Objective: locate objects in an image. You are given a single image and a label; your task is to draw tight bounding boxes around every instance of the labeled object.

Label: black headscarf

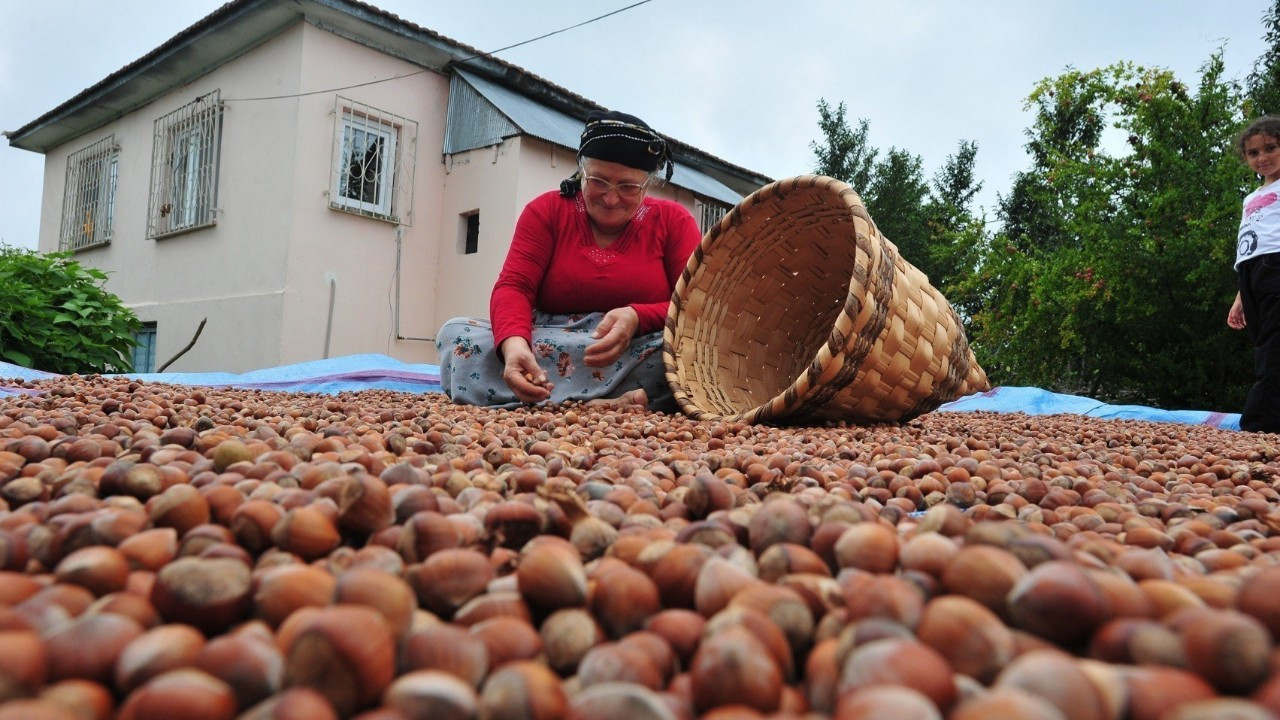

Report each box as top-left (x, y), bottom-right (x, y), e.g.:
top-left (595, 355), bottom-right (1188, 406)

top-left (560, 110), bottom-right (674, 197)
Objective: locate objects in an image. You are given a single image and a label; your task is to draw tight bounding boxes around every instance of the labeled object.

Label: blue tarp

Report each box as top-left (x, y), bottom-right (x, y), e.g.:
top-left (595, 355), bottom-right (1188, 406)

top-left (0, 354), bottom-right (1242, 430)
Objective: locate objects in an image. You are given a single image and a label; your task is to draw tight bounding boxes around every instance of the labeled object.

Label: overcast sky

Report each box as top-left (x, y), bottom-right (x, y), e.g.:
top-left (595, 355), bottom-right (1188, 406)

top-left (0, 0), bottom-right (1272, 251)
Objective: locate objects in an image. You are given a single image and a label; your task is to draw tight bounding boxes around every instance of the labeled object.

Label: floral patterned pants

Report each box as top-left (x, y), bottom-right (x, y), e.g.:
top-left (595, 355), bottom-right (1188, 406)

top-left (436, 312), bottom-right (674, 411)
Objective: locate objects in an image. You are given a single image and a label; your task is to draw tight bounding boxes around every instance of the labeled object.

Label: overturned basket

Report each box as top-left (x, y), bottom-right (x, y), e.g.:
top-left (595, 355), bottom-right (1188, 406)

top-left (663, 175), bottom-right (990, 424)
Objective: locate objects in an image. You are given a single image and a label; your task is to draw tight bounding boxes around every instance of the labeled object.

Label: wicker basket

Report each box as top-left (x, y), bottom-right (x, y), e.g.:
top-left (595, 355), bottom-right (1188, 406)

top-left (663, 174), bottom-right (990, 424)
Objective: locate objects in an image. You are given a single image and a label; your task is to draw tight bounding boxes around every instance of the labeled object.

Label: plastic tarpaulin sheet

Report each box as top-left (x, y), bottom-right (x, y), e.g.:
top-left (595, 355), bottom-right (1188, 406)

top-left (0, 355), bottom-right (1242, 430)
top-left (938, 386), bottom-right (1240, 431)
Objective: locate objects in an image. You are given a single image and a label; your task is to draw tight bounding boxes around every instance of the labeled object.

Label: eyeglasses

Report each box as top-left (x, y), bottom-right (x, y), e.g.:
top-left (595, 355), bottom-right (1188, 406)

top-left (583, 175), bottom-right (649, 199)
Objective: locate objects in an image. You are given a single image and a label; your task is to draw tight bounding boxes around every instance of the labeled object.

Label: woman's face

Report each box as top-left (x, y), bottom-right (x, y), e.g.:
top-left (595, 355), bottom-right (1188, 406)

top-left (581, 158), bottom-right (650, 233)
top-left (1245, 133), bottom-right (1280, 185)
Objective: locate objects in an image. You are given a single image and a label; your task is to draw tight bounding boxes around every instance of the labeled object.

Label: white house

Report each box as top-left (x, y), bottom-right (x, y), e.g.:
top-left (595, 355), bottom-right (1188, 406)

top-left (5, 0), bottom-right (770, 373)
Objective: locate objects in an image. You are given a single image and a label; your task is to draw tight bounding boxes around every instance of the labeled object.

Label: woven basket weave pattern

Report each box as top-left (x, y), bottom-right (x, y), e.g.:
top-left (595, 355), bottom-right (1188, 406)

top-left (663, 175), bottom-right (990, 424)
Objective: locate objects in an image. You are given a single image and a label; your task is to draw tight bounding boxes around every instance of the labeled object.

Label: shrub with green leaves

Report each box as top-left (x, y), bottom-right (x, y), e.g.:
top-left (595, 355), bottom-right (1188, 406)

top-left (0, 245), bottom-right (140, 373)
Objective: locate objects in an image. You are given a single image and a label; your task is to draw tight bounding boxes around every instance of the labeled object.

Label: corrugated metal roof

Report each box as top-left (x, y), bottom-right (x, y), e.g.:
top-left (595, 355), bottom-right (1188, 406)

top-left (450, 68), bottom-right (743, 206)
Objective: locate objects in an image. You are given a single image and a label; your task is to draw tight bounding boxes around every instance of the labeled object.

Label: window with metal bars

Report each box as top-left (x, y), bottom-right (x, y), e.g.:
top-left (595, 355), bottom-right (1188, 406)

top-left (147, 91), bottom-right (222, 238)
top-left (330, 97), bottom-right (417, 224)
top-left (698, 199), bottom-right (728, 234)
top-left (59, 136), bottom-right (119, 251)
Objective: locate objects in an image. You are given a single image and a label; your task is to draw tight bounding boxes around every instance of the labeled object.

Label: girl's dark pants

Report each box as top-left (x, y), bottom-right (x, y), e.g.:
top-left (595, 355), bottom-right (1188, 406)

top-left (1239, 253), bottom-right (1280, 432)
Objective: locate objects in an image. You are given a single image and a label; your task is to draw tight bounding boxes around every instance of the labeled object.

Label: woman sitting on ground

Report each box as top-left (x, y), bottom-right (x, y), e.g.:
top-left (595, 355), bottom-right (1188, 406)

top-left (436, 110), bottom-right (702, 411)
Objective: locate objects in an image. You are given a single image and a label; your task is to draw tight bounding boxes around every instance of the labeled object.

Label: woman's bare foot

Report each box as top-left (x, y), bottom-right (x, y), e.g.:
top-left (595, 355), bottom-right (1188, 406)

top-left (586, 388), bottom-right (648, 409)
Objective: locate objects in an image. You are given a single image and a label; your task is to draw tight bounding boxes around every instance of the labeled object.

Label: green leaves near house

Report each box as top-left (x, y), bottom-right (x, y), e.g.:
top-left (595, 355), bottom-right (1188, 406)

top-left (0, 246), bottom-right (140, 374)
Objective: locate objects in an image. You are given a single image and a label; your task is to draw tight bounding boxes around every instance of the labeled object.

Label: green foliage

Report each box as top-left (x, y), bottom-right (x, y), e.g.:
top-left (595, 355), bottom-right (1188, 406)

top-left (0, 246), bottom-right (140, 373)
top-left (1248, 0), bottom-right (1280, 115)
top-left (809, 101), bottom-right (985, 294)
top-left (810, 100), bottom-right (877, 191)
top-left (956, 57), bottom-right (1254, 408)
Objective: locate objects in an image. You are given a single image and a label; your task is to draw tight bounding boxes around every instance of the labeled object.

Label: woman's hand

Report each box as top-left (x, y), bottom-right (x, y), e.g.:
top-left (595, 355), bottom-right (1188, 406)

top-left (1229, 292), bottom-right (1247, 330)
top-left (499, 337), bottom-right (553, 403)
top-left (585, 307), bottom-right (640, 367)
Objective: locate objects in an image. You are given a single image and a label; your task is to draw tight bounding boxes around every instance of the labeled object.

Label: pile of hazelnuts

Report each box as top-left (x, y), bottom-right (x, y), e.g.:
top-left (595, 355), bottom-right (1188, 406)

top-left (1, 373), bottom-right (1279, 719)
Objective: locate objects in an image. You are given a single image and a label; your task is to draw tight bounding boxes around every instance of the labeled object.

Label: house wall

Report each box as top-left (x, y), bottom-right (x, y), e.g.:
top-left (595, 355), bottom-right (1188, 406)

top-left (277, 23), bottom-right (449, 366)
top-left (37, 24), bottom-right (311, 373)
top-left (31, 17), bottom-right (715, 373)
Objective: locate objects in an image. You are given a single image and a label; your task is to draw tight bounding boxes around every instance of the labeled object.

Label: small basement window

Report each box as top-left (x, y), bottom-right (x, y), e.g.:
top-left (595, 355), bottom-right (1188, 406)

top-left (132, 322), bottom-right (158, 373)
top-left (459, 211), bottom-right (479, 254)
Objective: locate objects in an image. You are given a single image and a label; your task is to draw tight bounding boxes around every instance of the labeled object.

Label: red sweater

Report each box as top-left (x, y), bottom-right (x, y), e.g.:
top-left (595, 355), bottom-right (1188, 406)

top-left (490, 190), bottom-right (702, 348)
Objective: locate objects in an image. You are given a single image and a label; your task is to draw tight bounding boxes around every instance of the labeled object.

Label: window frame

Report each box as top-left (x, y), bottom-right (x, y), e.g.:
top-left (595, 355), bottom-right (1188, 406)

top-left (329, 97), bottom-right (417, 225)
top-left (460, 211), bottom-right (479, 254)
top-left (147, 90), bottom-right (223, 239)
top-left (697, 198), bottom-right (729, 235)
top-left (132, 322), bottom-right (158, 373)
top-left (59, 135), bottom-right (119, 252)
top-left (334, 111), bottom-right (397, 217)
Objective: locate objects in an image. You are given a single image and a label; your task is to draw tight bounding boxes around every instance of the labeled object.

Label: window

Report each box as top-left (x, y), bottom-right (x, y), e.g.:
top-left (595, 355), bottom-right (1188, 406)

top-left (698, 199), bottom-right (728, 235)
top-left (460, 211), bottom-right (479, 254)
top-left (59, 136), bottom-right (119, 251)
top-left (148, 91), bottom-right (223, 238)
top-left (132, 323), bottom-right (158, 373)
top-left (330, 97), bottom-right (417, 224)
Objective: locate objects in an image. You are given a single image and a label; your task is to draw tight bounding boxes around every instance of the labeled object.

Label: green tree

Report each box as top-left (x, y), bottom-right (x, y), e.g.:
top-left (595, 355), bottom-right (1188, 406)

top-left (0, 246), bottom-right (141, 373)
top-left (964, 57), bottom-right (1253, 407)
top-left (810, 99), bottom-right (876, 192)
top-left (1248, 0), bottom-right (1280, 115)
top-left (865, 147), bottom-right (930, 273)
top-left (810, 101), bottom-right (986, 300)
top-left (924, 141), bottom-right (985, 302)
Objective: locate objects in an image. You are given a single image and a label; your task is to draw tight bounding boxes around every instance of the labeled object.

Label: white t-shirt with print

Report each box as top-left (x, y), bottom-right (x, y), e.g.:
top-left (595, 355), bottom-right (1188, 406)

top-left (1236, 178), bottom-right (1280, 268)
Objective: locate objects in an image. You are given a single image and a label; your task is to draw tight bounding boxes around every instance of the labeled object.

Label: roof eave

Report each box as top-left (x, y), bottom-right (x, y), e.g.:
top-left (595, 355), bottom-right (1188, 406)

top-left (5, 0), bottom-right (294, 153)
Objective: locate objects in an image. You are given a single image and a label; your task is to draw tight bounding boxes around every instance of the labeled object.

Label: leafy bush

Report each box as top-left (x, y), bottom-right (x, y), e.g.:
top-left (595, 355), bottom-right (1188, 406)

top-left (0, 246), bottom-right (140, 373)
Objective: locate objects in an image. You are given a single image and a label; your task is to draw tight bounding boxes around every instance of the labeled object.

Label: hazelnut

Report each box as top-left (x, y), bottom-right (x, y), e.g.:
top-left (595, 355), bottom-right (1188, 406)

top-left (253, 564), bottom-right (337, 628)
top-left (838, 637), bottom-right (956, 713)
top-left (45, 613), bottom-right (144, 685)
top-left (270, 507), bottom-right (340, 562)
top-left (477, 660), bottom-right (567, 719)
top-left (401, 623), bottom-right (490, 688)
top-left (915, 594), bottom-right (1015, 684)
top-left (385, 670), bottom-right (478, 720)
top-left (469, 615), bottom-right (543, 671)
top-left (517, 537), bottom-right (588, 615)
top-left (116, 668), bottom-right (236, 720)
top-left (589, 561), bottom-right (660, 639)
top-left (539, 608), bottom-right (605, 676)
top-left (0, 629), bottom-right (48, 701)
top-left (333, 566), bottom-right (415, 639)
top-left (688, 625), bottom-right (782, 714)
top-left (834, 685), bottom-right (943, 720)
top-left (279, 604), bottom-right (395, 717)
top-left (234, 687), bottom-right (337, 720)
top-left (1006, 560), bottom-right (1109, 647)
top-left (114, 623), bottom-right (206, 695)
top-left (194, 625), bottom-right (284, 711)
top-left (404, 548), bottom-right (494, 618)
top-left (150, 557), bottom-right (251, 635)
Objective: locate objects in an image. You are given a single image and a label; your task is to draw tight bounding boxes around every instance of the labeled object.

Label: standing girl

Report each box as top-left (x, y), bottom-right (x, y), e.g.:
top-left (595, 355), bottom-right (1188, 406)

top-left (1228, 115), bottom-right (1280, 432)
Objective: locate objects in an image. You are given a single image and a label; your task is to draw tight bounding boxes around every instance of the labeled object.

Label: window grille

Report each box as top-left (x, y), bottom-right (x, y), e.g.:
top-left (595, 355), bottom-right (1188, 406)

top-left (147, 91), bottom-right (223, 239)
top-left (59, 135), bottom-right (118, 251)
top-left (698, 199), bottom-right (728, 234)
top-left (132, 323), bottom-right (158, 373)
top-left (330, 97), bottom-right (417, 224)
